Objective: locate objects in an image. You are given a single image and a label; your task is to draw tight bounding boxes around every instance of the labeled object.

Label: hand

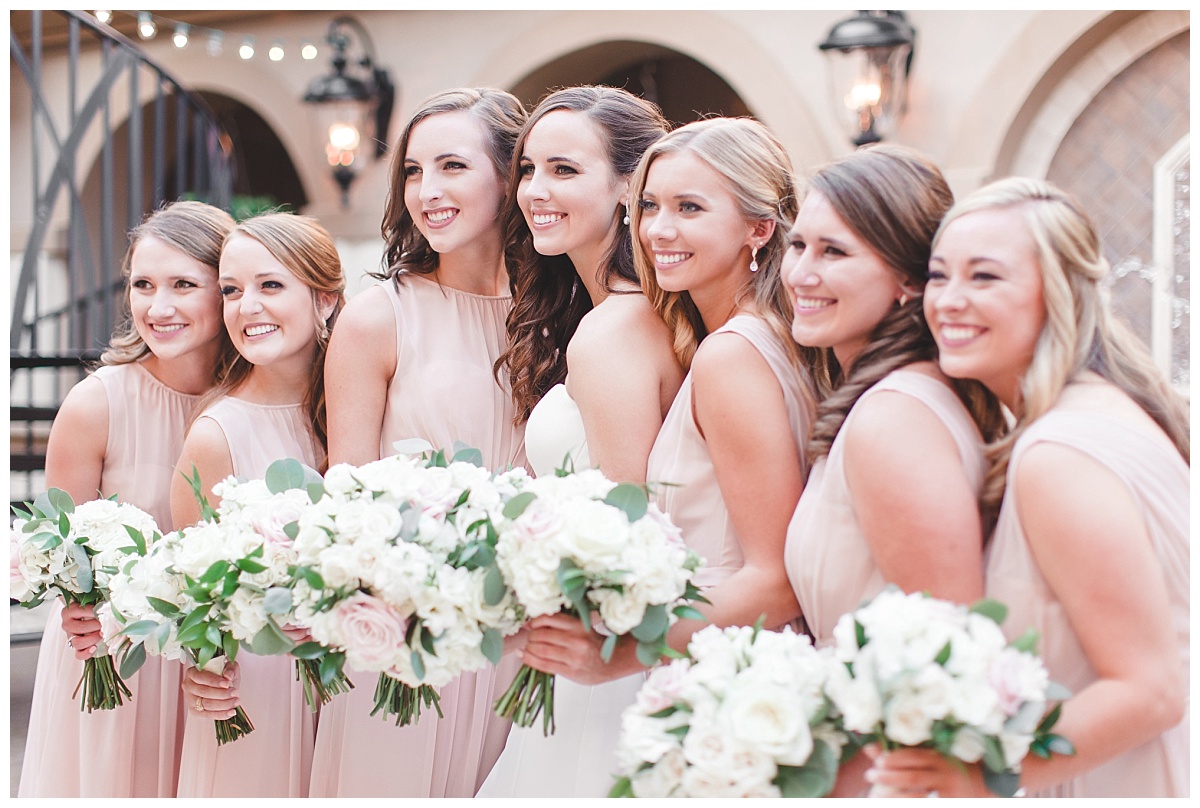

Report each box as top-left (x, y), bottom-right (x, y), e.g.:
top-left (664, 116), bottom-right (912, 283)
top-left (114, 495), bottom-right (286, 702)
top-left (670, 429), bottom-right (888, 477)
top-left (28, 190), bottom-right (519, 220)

top-left (865, 745), bottom-right (992, 798)
top-left (280, 623), bottom-right (312, 644)
top-left (60, 603), bottom-right (102, 661)
top-left (502, 625), bottom-right (530, 656)
top-left (519, 613), bottom-right (639, 685)
top-left (182, 661), bottom-right (241, 720)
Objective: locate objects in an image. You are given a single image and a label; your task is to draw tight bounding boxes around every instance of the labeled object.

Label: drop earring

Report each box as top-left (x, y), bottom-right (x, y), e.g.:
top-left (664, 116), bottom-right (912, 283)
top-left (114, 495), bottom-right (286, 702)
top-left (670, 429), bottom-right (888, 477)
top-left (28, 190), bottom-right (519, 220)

top-left (898, 293), bottom-right (910, 307)
top-left (623, 206), bottom-right (630, 227)
top-left (749, 243), bottom-right (761, 273)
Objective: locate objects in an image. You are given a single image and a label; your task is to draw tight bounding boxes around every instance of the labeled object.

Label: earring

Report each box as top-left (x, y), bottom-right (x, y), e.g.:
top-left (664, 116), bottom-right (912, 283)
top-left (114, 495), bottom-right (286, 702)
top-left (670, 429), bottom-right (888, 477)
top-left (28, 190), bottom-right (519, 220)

top-left (898, 293), bottom-right (909, 307)
top-left (623, 206), bottom-right (630, 227)
top-left (749, 243), bottom-right (761, 273)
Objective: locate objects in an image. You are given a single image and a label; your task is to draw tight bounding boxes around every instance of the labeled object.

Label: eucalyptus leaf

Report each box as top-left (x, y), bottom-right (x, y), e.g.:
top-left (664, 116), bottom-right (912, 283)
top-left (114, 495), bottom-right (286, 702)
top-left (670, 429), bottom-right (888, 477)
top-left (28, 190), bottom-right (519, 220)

top-left (982, 735), bottom-right (1007, 773)
top-left (151, 619), bottom-right (173, 653)
top-left (291, 641), bottom-right (326, 660)
top-left (319, 652), bottom-right (343, 686)
top-left (47, 487), bottom-right (76, 515)
top-left (306, 482), bottom-right (326, 504)
top-left (608, 777), bottom-right (633, 798)
top-left (969, 598), bottom-right (1009, 626)
top-left (411, 649), bottom-right (426, 681)
top-left (1010, 627), bottom-right (1040, 654)
top-left (502, 492), bottom-right (538, 519)
top-left (671, 604), bottom-right (707, 622)
top-left (635, 640), bottom-right (661, 667)
top-left (32, 491), bottom-right (55, 521)
top-left (262, 586), bottom-right (294, 615)
top-left (776, 739), bottom-right (838, 798)
top-left (284, 522), bottom-right (300, 541)
top-left (630, 603), bottom-right (668, 643)
top-left (483, 564), bottom-right (507, 606)
top-left (118, 619), bottom-right (160, 637)
top-left (982, 767), bottom-right (1021, 797)
top-left (146, 596), bottom-right (183, 618)
top-left (451, 443), bottom-right (484, 468)
top-left (119, 641), bottom-right (147, 678)
top-left (73, 543), bottom-right (93, 593)
top-left (481, 628), bottom-right (503, 665)
top-left (603, 483), bottom-right (648, 522)
top-left (235, 557), bottom-right (267, 574)
top-left (1045, 734), bottom-right (1076, 756)
top-left (399, 508), bottom-right (421, 541)
top-left (1045, 681), bottom-right (1072, 702)
top-left (265, 458), bottom-right (309, 493)
top-left (600, 632), bottom-right (618, 663)
top-left (251, 621), bottom-right (295, 655)
top-left (223, 631), bottom-right (239, 662)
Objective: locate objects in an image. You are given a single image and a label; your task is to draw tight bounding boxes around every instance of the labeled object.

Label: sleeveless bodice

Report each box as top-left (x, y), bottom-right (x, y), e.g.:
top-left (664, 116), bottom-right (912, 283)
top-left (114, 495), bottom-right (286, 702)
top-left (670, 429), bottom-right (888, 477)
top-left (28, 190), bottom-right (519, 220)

top-left (524, 383), bottom-right (590, 477)
top-left (199, 396), bottom-right (322, 478)
top-left (784, 369), bottom-right (987, 646)
top-left (94, 361), bottom-right (201, 528)
top-left (377, 274), bottom-right (525, 470)
top-left (986, 408), bottom-right (1189, 797)
top-left (646, 315), bottom-right (813, 587)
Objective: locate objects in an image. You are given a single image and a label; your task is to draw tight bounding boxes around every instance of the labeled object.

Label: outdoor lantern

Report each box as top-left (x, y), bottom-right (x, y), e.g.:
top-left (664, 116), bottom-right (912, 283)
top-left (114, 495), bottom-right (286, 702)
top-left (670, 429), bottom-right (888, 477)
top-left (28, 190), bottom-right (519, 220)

top-left (302, 16), bottom-right (395, 208)
top-left (818, 10), bottom-right (916, 147)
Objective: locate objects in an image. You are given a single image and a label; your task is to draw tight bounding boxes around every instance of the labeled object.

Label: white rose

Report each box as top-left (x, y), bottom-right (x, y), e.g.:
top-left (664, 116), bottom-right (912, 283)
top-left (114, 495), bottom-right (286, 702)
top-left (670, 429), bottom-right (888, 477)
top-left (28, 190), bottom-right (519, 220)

top-left (949, 725), bottom-right (988, 763)
top-left (883, 687), bottom-right (935, 746)
top-left (629, 748), bottom-right (685, 797)
top-left (825, 661), bottom-right (881, 734)
top-left (721, 677), bottom-right (814, 766)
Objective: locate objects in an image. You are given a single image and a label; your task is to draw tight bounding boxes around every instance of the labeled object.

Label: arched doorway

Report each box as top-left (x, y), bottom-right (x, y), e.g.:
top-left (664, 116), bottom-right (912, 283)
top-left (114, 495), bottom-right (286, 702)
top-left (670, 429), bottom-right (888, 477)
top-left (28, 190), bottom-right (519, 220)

top-left (510, 40), bottom-right (751, 127)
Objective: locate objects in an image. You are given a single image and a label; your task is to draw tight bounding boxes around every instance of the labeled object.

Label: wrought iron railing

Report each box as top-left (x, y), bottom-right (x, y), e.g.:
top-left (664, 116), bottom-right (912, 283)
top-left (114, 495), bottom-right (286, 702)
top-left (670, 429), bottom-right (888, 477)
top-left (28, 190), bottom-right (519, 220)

top-left (10, 10), bottom-right (234, 505)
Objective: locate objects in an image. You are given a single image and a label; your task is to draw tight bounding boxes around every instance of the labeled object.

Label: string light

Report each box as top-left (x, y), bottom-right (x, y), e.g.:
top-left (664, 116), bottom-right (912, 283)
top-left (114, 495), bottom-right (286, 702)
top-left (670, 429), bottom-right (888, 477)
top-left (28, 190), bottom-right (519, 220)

top-left (136, 11), bottom-right (156, 40)
top-left (104, 11), bottom-right (327, 66)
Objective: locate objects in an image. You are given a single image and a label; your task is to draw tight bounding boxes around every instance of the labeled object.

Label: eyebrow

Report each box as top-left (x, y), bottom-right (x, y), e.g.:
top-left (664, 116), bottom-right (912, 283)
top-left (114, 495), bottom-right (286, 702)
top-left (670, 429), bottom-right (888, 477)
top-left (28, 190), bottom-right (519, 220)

top-left (404, 152), bottom-right (470, 164)
top-left (519, 154), bottom-right (581, 166)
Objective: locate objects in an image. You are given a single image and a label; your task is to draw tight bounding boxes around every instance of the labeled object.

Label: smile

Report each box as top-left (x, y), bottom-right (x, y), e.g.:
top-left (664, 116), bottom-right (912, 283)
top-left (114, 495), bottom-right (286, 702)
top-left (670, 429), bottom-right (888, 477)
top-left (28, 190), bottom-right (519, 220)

top-left (655, 252), bottom-right (690, 266)
top-left (939, 324), bottom-right (986, 343)
top-left (531, 212), bottom-right (565, 226)
top-left (794, 297), bottom-right (834, 311)
top-left (149, 323), bottom-right (186, 334)
top-left (425, 209), bottom-right (458, 227)
top-left (244, 324), bottom-right (279, 337)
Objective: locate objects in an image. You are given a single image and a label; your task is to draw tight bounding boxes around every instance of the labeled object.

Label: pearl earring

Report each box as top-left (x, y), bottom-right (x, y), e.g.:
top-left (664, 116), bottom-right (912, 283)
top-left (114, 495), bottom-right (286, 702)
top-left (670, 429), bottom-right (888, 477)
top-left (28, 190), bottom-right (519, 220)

top-left (623, 206), bottom-right (630, 227)
top-left (898, 293), bottom-right (910, 307)
top-left (749, 243), bottom-right (761, 273)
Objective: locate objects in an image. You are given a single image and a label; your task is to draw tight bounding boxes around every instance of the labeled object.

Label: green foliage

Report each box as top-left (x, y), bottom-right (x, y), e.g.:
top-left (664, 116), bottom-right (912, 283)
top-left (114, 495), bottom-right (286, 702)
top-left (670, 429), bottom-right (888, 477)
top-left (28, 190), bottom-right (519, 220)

top-left (969, 598), bottom-right (1009, 626)
top-left (502, 491), bottom-right (537, 519)
top-left (603, 483), bottom-right (649, 522)
top-left (776, 738), bottom-right (838, 797)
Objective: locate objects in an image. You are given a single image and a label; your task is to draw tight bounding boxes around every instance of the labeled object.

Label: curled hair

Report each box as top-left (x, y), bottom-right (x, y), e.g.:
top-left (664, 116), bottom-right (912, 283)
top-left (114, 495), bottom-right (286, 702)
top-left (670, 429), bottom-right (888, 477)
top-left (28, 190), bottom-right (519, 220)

top-left (101, 200), bottom-right (237, 376)
top-left (933, 177), bottom-right (1190, 518)
top-left (196, 213), bottom-right (346, 461)
top-left (802, 145), bottom-right (1005, 463)
top-left (377, 87), bottom-right (527, 284)
top-left (629, 116), bottom-right (812, 382)
top-left (495, 86), bottom-right (669, 423)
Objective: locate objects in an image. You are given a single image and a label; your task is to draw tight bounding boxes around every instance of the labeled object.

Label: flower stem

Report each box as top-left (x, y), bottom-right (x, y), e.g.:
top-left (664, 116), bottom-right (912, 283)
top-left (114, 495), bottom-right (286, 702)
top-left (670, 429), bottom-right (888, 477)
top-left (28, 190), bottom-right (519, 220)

top-left (370, 674), bottom-right (442, 726)
top-left (72, 655), bottom-right (133, 712)
top-left (214, 706), bottom-right (255, 745)
top-left (295, 659), bottom-right (355, 712)
top-left (493, 664), bottom-right (556, 735)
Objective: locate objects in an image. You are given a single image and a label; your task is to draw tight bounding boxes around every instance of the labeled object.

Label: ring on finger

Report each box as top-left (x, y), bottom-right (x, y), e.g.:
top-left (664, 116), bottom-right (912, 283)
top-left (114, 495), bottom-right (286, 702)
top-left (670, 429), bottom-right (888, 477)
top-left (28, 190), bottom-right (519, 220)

top-left (195, 696), bottom-right (204, 711)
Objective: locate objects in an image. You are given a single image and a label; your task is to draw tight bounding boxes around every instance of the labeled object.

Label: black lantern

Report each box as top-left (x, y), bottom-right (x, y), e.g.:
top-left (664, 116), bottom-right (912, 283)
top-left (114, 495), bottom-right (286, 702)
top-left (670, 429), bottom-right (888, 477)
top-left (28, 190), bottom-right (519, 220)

top-left (302, 16), bottom-right (395, 207)
top-left (818, 10), bottom-right (916, 147)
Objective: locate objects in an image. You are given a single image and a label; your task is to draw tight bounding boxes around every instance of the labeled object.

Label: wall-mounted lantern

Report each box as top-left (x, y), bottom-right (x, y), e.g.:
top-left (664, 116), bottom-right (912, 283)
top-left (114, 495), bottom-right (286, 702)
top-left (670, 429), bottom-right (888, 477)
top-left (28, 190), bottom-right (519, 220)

top-left (818, 10), bottom-right (916, 147)
top-left (302, 16), bottom-right (395, 207)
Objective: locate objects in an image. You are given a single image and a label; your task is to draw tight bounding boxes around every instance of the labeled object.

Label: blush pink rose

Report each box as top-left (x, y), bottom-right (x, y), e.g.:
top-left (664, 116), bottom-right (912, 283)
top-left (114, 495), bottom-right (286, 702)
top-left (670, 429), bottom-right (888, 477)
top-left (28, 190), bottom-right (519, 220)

top-left (336, 592), bottom-right (410, 672)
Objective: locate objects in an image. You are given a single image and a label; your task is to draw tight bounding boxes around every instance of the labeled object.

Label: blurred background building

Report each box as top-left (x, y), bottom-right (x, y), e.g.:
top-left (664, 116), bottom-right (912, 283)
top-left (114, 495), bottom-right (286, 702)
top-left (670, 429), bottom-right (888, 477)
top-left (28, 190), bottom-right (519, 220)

top-left (6, 7), bottom-right (1192, 789)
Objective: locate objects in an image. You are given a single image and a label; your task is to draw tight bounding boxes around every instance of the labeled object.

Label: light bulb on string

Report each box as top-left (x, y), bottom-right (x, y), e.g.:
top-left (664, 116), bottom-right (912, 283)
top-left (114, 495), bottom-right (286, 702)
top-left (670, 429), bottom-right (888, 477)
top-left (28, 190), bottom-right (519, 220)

top-left (93, 11), bottom-right (112, 25)
top-left (137, 12), bottom-right (156, 40)
top-left (301, 42), bottom-right (318, 60)
top-left (269, 41), bottom-right (285, 62)
top-left (239, 37), bottom-right (255, 60)
top-left (173, 23), bottom-right (190, 49)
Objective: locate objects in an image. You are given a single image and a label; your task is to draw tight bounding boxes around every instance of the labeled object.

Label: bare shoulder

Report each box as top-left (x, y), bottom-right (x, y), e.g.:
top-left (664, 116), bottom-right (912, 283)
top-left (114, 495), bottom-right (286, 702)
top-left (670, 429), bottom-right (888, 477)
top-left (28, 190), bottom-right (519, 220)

top-left (334, 283), bottom-right (395, 341)
top-left (55, 374), bottom-right (110, 435)
top-left (180, 415), bottom-right (233, 474)
top-left (569, 292), bottom-right (675, 367)
top-left (691, 327), bottom-right (772, 383)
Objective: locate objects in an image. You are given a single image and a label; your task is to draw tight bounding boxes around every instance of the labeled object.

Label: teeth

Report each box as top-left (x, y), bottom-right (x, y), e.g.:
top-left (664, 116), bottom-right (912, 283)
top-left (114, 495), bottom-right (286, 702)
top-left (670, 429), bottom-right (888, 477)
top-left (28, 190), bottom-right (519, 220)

top-left (941, 325), bottom-right (984, 341)
top-left (655, 253), bottom-right (690, 265)
top-left (245, 324), bottom-right (279, 337)
top-left (795, 297), bottom-right (833, 310)
top-left (151, 324), bottom-right (185, 333)
top-left (426, 209), bottom-right (456, 223)
top-left (533, 213), bottom-right (564, 225)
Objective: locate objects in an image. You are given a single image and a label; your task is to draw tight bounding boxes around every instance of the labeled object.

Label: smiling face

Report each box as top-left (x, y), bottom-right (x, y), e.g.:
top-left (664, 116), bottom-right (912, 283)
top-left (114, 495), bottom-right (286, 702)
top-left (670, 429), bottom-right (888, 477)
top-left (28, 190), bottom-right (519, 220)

top-left (782, 191), bottom-right (908, 368)
top-left (516, 109), bottom-right (626, 265)
top-left (218, 233), bottom-right (331, 375)
top-left (637, 149), bottom-right (764, 308)
top-left (128, 234), bottom-right (224, 365)
top-left (925, 206), bottom-right (1047, 409)
top-left (401, 109), bottom-right (506, 257)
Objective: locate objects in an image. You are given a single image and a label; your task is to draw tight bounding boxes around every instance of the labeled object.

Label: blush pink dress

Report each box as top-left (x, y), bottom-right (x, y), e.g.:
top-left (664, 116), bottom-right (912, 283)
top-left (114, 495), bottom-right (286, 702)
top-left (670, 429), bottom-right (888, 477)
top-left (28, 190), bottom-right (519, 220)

top-left (985, 408), bottom-right (1189, 797)
top-left (309, 273), bottom-right (527, 798)
top-left (648, 314), bottom-right (814, 591)
top-left (19, 361), bottom-right (196, 797)
top-left (174, 396), bottom-right (322, 798)
top-left (784, 369), bottom-right (987, 646)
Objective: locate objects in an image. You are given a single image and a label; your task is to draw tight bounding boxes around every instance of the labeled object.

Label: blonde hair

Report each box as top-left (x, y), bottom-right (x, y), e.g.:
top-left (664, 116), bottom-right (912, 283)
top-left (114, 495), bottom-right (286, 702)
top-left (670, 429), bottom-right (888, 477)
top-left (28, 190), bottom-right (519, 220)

top-left (197, 213), bottom-right (346, 459)
top-left (801, 144), bottom-right (1004, 461)
top-left (629, 116), bottom-right (810, 379)
top-left (101, 200), bottom-right (237, 374)
top-left (933, 177), bottom-right (1190, 516)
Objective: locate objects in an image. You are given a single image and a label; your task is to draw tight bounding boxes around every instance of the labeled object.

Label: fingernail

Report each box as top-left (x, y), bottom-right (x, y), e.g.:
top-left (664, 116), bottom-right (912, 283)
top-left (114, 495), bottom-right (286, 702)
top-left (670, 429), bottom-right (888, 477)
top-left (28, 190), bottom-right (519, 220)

top-left (864, 770), bottom-right (878, 784)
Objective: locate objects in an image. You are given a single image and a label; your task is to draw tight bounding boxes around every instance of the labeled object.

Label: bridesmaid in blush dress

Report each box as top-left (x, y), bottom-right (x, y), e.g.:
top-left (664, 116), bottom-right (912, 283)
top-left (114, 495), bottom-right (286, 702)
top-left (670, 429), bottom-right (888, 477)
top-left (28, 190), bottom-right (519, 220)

top-left (868, 179), bottom-right (1188, 797)
top-left (170, 213), bottom-right (345, 798)
top-left (515, 119), bottom-right (818, 741)
top-left (18, 201), bottom-right (236, 797)
top-left (779, 147), bottom-right (1003, 795)
top-left (479, 86), bottom-right (683, 798)
top-left (312, 88), bottom-right (529, 798)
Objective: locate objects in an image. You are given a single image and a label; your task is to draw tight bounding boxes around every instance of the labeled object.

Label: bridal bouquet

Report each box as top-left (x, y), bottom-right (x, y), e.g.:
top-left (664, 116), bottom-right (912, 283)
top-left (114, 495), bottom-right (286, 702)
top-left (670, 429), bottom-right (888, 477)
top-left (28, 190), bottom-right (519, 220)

top-left (289, 441), bottom-right (528, 726)
top-left (491, 469), bottom-right (706, 735)
top-left (826, 587), bottom-right (1074, 797)
top-left (10, 490), bottom-right (160, 711)
top-left (104, 459), bottom-right (327, 744)
top-left (611, 623), bottom-right (845, 798)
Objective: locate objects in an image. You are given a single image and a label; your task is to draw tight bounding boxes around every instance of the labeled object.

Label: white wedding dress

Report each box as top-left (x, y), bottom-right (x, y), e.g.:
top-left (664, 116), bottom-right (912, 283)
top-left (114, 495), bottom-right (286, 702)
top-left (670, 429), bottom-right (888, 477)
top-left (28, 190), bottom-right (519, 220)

top-left (477, 383), bottom-right (645, 797)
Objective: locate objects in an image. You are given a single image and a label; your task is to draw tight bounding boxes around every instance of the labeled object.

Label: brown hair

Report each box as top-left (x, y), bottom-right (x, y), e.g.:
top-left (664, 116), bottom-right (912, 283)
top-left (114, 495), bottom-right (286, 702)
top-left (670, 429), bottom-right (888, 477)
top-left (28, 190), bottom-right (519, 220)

top-left (495, 86), bottom-right (669, 423)
top-left (196, 213), bottom-right (346, 459)
top-left (101, 200), bottom-right (237, 375)
top-left (802, 144), bottom-right (1005, 462)
top-left (377, 87), bottom-right (527, 283)
top-left (934, 177), bottom-right (1190, 517)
